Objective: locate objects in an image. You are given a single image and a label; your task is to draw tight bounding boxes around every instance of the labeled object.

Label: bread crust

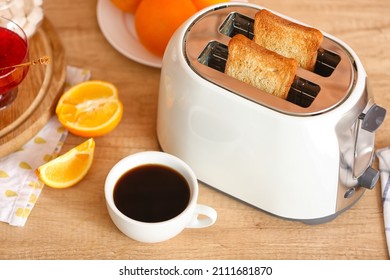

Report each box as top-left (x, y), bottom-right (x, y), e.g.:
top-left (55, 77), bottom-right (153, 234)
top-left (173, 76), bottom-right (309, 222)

top-left (253, 9), bottom-right (323, 71)
top-left (225, 34), bottom-right (297, 99)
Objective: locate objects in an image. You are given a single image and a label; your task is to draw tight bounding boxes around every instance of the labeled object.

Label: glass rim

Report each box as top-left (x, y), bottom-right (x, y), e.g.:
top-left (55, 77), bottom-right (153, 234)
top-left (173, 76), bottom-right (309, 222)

top-left (0, 15), bottom-right (28, 41)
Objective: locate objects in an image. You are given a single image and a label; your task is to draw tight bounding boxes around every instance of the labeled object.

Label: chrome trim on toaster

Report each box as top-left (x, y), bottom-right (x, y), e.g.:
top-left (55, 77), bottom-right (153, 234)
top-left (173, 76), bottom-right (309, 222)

top-left (334, 83), bottom-right (385, 212)
top-left (183, 4), bottom-right (357, 116)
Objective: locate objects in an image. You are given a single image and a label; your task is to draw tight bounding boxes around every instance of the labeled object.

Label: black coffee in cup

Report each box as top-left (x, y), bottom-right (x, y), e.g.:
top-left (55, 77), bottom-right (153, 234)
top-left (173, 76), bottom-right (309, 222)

top-left (113, 164), bottom-right (190, 223)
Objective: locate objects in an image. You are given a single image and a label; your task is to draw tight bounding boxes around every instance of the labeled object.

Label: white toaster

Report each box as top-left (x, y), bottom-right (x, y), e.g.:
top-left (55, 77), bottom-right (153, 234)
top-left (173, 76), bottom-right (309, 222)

top-left (156, 3), bottom-right (386, 223)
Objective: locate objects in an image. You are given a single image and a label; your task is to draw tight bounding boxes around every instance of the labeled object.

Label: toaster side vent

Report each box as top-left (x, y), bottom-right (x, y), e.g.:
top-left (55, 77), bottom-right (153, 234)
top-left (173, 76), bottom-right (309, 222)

top-left (219, 12), bottom-right (341, 77)
top-left (198, 41), bottom-right (320, 108)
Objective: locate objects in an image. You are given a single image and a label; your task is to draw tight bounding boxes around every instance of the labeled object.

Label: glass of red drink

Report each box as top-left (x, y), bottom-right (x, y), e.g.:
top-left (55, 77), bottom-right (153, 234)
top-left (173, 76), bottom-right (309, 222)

top-left (0, 16), bottom-right (29, 110)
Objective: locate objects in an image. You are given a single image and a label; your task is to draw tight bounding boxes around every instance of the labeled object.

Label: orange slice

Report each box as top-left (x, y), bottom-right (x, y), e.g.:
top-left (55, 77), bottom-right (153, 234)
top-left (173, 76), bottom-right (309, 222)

top-left (35, 138), bottom-right (95, 188)
top-left (56, 81), bottom-right (123, 137)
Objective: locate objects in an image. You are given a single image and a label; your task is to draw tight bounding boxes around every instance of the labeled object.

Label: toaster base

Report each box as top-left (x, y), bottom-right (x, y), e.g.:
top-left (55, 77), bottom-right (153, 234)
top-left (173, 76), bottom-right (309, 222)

top-left (196, 177), bottom-right (365, 225)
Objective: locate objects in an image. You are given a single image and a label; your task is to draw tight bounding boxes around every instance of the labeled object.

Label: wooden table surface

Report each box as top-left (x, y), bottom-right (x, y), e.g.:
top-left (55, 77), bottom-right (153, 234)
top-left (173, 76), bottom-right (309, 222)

top-left (1, 0), bottom-right (390, 260)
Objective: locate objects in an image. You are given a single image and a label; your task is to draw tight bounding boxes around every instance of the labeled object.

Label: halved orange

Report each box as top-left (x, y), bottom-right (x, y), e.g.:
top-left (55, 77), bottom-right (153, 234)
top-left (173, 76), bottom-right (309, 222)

top-left (56, 81), bottom-right (123, 137)
top-left (35, 138), bottom-right (95, 188)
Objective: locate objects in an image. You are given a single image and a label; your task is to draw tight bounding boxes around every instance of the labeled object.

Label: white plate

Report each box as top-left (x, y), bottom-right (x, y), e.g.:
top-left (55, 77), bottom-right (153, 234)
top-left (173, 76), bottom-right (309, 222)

top-left (96, 0), bottom-right (162, 68)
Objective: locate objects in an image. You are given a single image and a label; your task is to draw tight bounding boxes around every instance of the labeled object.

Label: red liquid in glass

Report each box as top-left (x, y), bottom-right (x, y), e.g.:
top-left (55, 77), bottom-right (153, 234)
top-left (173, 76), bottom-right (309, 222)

top-left (0, 27), bottom-right (28, 94)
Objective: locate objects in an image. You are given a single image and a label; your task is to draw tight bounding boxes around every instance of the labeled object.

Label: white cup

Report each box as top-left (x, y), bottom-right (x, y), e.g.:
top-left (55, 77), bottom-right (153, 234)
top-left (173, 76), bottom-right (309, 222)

top-left (104, 151), bottom-right (217, 243)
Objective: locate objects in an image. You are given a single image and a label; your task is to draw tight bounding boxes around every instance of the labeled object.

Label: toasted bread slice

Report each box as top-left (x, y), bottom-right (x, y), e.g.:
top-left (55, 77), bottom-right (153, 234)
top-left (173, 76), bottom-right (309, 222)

top-left (225, 34), bottom-right (297, 99)
top-left (253, 9), bottom-right (323, 71)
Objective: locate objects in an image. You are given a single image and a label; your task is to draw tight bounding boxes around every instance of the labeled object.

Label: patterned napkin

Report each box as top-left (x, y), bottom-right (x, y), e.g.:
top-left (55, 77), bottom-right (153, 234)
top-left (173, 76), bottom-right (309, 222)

top-left (0, 66), bottom-right (90, 227)
top-left (376, 147), bottom-right (390, 257)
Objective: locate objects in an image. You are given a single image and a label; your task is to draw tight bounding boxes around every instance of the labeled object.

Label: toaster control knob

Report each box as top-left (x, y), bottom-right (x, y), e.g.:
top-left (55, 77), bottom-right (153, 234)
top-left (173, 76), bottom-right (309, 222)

top-left (358, 167), bottom-right (379, 190)
top-left (360, 104), bottom-right (386, 132)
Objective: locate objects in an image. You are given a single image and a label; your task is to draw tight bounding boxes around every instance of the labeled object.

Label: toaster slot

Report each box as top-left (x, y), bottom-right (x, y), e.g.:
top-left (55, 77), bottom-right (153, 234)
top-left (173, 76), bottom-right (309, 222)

top-left (198, 41), bottom-right (227, 73)
top-left (315, 49), bottom-right (341, 77)
top-left (287, 78), bottom-right (320, 108)
top-left (219, 12), bottom-right (254, 40)
top-left (198, 41), bottom-right (320, 108)
top-left (219, 12), bottom-right (340, 77)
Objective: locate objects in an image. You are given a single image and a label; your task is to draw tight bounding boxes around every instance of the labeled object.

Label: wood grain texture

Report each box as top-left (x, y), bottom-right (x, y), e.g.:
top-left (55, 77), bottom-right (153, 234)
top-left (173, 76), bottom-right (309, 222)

top-left (0, 0), bottom-right (389, 260)
top-left (0, 19), bottom-right (66, 157)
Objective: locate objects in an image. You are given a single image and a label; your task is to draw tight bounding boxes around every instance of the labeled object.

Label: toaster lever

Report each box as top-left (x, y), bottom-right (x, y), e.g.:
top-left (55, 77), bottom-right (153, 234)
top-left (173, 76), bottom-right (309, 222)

top-left (359, 104), bottom-right (386, 132)
top-left (352, 103), bottom-right (385, 179)
top-left (358, 166), bottom-right (379, 190)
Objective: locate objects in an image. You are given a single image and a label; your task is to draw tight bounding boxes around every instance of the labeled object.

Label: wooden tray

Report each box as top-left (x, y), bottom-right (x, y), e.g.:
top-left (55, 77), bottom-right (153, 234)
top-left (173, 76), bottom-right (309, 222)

top-left (0, 19), bottom-right (66, 158)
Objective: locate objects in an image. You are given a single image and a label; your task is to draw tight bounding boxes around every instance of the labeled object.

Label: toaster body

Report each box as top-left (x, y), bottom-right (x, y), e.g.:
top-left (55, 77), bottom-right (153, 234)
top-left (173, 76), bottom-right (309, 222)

top-left (157, 3), bottom-right (386, 223)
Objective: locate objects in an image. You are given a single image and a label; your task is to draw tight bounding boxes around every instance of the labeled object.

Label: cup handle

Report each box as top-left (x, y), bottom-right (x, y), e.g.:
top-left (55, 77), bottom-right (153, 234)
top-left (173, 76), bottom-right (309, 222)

top-left (186, 204), bottom-right (217, 228)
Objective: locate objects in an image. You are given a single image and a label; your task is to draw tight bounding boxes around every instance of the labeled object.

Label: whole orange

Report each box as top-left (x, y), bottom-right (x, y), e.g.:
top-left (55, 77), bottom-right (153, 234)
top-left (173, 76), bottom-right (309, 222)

top-left (111, 0), bottom-right (142, 13)
top-left (135, 0), bottom-right (197, 57)
top-left (191, 0), bottom-right (226, 10)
